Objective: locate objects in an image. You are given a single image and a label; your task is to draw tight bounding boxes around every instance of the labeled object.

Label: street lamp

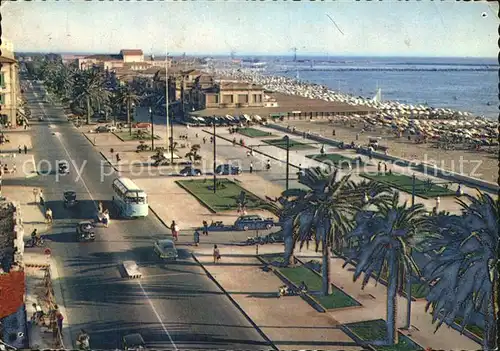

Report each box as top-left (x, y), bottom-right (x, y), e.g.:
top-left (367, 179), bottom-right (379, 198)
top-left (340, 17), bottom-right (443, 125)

top-left (149, 107), bottom-right (154, 151)
top-left (283, 135), bottom-right (290, 191)
top-left (212, 122), bottom-right (217, 194)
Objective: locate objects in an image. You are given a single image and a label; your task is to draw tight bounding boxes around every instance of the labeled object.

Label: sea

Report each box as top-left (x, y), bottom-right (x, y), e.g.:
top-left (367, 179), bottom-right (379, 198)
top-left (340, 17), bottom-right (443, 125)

top-left (245, 56), bottom-right (499, 120)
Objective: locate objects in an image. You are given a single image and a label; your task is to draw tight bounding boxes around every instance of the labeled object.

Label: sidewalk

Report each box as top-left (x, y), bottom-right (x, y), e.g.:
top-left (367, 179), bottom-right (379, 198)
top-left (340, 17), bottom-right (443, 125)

top-left (1, 132), bottom-right (73, 349)
top-left (195, 253), bottom-right (361, 351)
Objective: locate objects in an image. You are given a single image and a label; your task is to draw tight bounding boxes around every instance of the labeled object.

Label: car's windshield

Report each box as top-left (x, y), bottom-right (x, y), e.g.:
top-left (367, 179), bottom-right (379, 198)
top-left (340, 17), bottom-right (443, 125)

top-left (162, 242), bottom-right (174, 249)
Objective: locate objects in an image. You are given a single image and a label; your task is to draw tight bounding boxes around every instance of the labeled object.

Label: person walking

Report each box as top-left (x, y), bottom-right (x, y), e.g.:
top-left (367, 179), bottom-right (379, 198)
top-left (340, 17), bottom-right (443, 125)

top-left (39, 189), bottom-right (45, 207)
top-left (193, 230), bottom-right (200, 246)
top-left (249, 162), bottom-right (253, 174)
top-left (202, 220), bottom-right (209, 236)
top-left (203, 137), bottom-right (206, 144)
top-left (102, 210), bottom-right (110, 228)
top-left (24, 145), bottom-right (28, 154)
top-left (115, 153), bottom-right (120, 163)
top-left (213, 244), bottom-right (221, 263)
top-left (171, 220), bottom-right (179, 241)
top-left (18, 145), bottom-right (22, 154)
top-left (384, 162), bottom-right (388, 173)
top-left (55, 310), bottom-right (64, 334)
top-left (435, 196), bottom-right (441, 211)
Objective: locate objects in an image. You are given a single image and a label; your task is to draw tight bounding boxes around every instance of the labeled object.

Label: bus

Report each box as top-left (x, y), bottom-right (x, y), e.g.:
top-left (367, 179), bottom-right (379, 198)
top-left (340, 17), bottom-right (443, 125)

top-left (111, 177), bottom-right (148, 218)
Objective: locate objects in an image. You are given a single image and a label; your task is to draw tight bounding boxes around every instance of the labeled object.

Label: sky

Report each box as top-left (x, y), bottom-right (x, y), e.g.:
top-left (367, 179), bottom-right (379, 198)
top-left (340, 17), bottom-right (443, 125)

top-left (2, 1), bottom-right (498, 57)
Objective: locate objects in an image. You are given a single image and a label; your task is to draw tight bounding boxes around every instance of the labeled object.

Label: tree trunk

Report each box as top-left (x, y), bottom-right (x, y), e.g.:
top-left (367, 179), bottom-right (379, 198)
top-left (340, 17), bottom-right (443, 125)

top-left (282, 218), bottom-right (295, 266)
top-left (386, 249), bottom-right (398, 345)
top-left (321, 235), bottom-right (332, 296)
top-left (405, 276), bottom-right (412, 329)
top-left (484, 271), bottom-right (497, 351)
top-left (86, 96), bottom-right (91, 125)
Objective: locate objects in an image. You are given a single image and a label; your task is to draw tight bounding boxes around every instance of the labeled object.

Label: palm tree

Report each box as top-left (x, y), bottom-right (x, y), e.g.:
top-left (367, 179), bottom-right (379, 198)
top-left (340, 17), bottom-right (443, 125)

top-left (117, 85), bottom-right (141, 135)
top-left (344, 192), bottom-right (426, 345)
top-left (72, 69), bottom-right (109, 124)
top-left (185, 144), bottom-right (202, 163)
top-left (420, 191), bottom-right (498, 351)
top-left (281, 167), bottom-right (382, 296)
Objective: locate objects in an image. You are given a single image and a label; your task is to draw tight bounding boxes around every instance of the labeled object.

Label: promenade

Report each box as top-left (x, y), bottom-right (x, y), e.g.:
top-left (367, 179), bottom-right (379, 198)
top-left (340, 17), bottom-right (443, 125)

top-left (86, 120), bottom-right (484, 351)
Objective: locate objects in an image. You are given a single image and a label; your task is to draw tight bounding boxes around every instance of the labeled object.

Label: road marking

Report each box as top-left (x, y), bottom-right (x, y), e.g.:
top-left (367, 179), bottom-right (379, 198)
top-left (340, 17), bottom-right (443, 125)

top-left (138, 281), bottom-right (178, 350)
top-left (39, 102), bottom-right (98, 211)
top-left (38, 97), bottom-right (177, 349)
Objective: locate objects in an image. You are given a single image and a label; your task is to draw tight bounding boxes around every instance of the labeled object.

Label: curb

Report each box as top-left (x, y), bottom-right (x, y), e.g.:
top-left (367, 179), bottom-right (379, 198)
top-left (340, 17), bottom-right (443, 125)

top-left (24, 263), bottom-right (50, 268)
top-left (191, 253), bottom-right (278, 351)
top-left (148, 205), bottom-right (171, 230)
top-left (81, 132), bottom-right (96, 146)
top-left (202, 129), bottom-right (300, 170)
top-left (256, 255), bottom-right (327, 313)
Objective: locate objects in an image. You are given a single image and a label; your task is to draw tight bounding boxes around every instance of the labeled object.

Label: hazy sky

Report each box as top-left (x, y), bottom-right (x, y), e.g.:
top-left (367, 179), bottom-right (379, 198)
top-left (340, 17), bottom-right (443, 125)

top-left (2, 1), bottom-right (498, 57)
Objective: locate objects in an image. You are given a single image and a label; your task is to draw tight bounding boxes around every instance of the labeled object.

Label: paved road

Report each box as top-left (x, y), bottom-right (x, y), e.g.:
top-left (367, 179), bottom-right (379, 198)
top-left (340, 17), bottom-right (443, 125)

top-left (22, 81), bottom-right (271, 350)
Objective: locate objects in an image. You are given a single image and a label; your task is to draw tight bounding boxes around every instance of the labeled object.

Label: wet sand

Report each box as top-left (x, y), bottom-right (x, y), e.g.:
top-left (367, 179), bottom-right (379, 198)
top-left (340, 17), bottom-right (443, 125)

top-left (280, 119), bottom-right (499, 184)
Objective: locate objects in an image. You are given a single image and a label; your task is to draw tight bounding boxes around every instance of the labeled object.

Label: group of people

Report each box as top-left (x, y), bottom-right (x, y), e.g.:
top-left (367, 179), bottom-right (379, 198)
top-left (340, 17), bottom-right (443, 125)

top-left (97, 202), bottom-right (110, 227)
top-left (18, 144), bottom-right (29, 154)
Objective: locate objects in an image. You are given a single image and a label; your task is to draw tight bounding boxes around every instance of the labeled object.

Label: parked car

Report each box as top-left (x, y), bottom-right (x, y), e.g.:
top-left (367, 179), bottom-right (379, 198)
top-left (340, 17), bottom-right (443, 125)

top-left (95, 125), bottom-right (116, 133)
top-left (153, 239), bottom-right (178, 260)
top-left (234, 214), bottom-right (274, 231)
top-left (215, 164), bottom-right (242, 175)
top-left (179, 166), bottom-right (202, 177)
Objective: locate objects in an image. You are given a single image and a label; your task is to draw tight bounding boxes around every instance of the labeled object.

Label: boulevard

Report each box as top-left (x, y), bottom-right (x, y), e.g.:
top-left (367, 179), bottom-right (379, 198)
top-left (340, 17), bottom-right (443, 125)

top-left (21, 80), bottom-right (271, 350)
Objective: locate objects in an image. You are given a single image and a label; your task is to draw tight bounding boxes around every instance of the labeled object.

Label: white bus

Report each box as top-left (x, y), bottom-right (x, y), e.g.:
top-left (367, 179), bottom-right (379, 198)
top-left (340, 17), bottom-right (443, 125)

top-left (111, 177), bottom-right (148, 218)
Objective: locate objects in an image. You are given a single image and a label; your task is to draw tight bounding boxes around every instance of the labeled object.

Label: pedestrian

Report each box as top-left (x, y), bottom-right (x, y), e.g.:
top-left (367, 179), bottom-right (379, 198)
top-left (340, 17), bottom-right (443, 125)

top-left (24, 145), bottom-right (28, 154)
top-left (249, 162), bottom-right (253, 174)
top-left (110, 148), bottom-right (114, 154)
top-left (384, 162), bottom-right (388, 173)
top-left (171, 220), bottom-right (179, 241)
top-left (18, 145), bottom-right (22, 154)
top-left (202, 220), bottom-right (209, 235)
top-left (456, 184), bottom-right (463, 196)
top-left (12, 164), bottom-right (16, 173)
top-left (39, 189), bottom-right (44, 207)
top-left (98, 201), bottom-right (103, 213)
top-left (116, 153), bottom-right (120, 163)
top-left (356, 133), bottom-right (359, 141)
top-left (55, 310), bottom-right (64, 334)
top-left (203, 137), bottom-right (206, 144)
top-left (102, 209), bottom-right (110, 228)
top-left (332, 129), bottom-right (336, 136)
top-left (193, 230), bottom-right (200, 246)
top-left (435, 196), bottom-right (441, 211)
top-left (213, 244), bottom-right (221, 263)
top-left (195, 133), bottom-right (199, 138)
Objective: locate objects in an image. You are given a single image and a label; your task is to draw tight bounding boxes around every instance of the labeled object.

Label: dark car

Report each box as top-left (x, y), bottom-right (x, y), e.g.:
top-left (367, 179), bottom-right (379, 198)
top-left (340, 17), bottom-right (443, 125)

top-left (76, 221), bottom-right (96, 242)
top-left (215, 164), bottom-right (242, 175)
top-left (234, 214), bottom-right (274, 231)
top-left (123, 333), bottom-right (145, 350)
top-left (179, 166), bottom-right (202, 177)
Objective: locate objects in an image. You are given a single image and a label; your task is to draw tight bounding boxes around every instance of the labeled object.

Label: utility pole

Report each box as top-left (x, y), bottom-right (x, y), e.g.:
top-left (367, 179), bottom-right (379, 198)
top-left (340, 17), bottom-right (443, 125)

top-left (150, 107), bottom-right (154, 151)
top-left (165, 41), bottom-right (170, 151)
top-left (128, 98), bottom-right (132, 136)
top-left (170, 111), bottom-right (174, 164)
top-left (285, 135), bottom-right (290, 191)
top-left (213, 122), bottom-right (217, 193)
top-left (256, 229), bottom-right (259, 255)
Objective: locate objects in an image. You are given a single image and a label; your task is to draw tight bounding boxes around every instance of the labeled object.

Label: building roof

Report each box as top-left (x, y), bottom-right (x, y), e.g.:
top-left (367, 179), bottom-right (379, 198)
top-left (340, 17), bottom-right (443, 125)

top-left (83, 54), bottom-right (121, 61)
top-left (120, 49), bottom-right (144, 56)
top-left (183, 69), bottom-right (202, 76)
top-left (0, 56), bottom-right (17, 63)
top-left (219, 82), bottom-right (263, 91)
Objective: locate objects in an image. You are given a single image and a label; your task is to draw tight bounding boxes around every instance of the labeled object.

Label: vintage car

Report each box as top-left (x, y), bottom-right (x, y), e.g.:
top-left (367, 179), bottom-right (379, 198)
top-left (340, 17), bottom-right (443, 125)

top-left (179, 166), bottom-right (202, 177)
top-left (123, 333), bottom-right (145, 350)
top-left (234, 214), bottom-right (274, 231)
top-left (63, 190), bottom-right (78, 208)
top-left (215, 164), bottom-right (242, 175)
top-left (153, 239), bottom-right (178, 260)
top-left (58, 161), bottom-right (69, 174)
top-left (76, 221), bottom-right (96, 242)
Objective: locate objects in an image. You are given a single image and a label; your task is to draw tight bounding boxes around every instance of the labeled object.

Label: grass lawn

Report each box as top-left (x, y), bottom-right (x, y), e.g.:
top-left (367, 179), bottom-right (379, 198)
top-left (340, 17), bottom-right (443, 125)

top-left (114, 131), bottom-right (160, 141)
top-left (176, 178), bottom-right (264, 212)
top-left (454, 317), bottom-right (484, 339)
top-left (360, 172), bottom-right (456, 199)
top-left (263, 138), bottom-right (315, 150)
top-left (344, 319), bottom-right (424, 351)
top-left (237, 128), bottom-right (275, 138)
top-left (277, 265), bottom-right (360, 309)
top-left (306, 153), bottom-right (365, 168)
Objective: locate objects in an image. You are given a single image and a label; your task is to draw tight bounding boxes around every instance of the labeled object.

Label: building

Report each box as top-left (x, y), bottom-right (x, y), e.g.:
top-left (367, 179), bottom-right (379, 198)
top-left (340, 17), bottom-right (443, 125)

top-left (190, 81), bottom-right (265, 110)
top-left (76, 49), bottom-right (172, 72)
top-left (0, 38), bottom-right (21, 126)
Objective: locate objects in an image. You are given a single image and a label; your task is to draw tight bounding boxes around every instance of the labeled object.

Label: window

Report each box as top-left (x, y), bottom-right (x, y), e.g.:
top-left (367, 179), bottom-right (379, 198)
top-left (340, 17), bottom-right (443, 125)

top-left (222, 94), bottom-right (233, 104)
top-left (0, 73), bottom-right (4, 88)
top-left (0, 94), bottom-right (4, 105)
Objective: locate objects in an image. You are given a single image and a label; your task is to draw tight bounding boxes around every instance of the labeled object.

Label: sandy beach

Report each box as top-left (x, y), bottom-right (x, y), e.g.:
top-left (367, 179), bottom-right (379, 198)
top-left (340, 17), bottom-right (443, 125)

top-left (279, 119), bottom-right (499, 184)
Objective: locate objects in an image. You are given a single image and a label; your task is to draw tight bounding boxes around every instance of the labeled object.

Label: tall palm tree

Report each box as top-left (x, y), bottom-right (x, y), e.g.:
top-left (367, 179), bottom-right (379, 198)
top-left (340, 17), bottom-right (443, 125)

top-left (281, 167), bottom-right (386, 296)
top-left (72, 69), bottom-right (109, 124)
top-left (117, 85), bottom-right (141, 135)
top-left (420, 191), bottom-right (498, 351)
top-left (344, 192), bottom-right (426, 345)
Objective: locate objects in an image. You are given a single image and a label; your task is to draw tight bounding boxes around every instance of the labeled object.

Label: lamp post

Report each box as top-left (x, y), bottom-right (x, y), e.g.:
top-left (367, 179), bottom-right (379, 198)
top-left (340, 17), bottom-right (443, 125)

top-left (149, 107), bottom-right (154, 151)
top-left (213, 122), bottom-right (217, 193)
top-left (170, 110), bottom-right (174, 163)
top-left (284, 135), bottom-right (290, 191)
top-left (403, 173), bottom-right (417, 331)
top-left (256, 229), bottom-right (259, 255)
